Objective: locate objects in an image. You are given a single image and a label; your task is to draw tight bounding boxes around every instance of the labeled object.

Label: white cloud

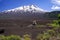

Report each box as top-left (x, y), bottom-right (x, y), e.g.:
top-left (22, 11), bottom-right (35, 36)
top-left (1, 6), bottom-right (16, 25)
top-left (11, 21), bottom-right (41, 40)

top-left (36, 7), bottom-right (48, 12)
top-left (52, 0), bottom-right (60, 5)
top-left (51, 0), bottom-right (60, 10)
top-left (51, 6), bottom-right (60, 10)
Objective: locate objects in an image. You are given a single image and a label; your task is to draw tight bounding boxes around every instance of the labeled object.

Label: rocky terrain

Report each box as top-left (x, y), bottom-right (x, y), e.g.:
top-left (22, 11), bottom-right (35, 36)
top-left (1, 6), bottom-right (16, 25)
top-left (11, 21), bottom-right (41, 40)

top-left (0, 5), bottom-right (60, 40)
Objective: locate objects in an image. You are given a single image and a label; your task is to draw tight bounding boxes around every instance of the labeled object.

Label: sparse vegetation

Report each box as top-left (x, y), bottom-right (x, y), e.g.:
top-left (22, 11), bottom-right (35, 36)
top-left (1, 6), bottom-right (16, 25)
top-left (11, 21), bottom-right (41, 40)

top-left (23, 34), bottom-right (31, 40)
top-left (0, 13), bottom-right (60, 40)
top-left (0, 35), bottom-right (21, 40)
top-left (49, 14), bottom-right (60, 29)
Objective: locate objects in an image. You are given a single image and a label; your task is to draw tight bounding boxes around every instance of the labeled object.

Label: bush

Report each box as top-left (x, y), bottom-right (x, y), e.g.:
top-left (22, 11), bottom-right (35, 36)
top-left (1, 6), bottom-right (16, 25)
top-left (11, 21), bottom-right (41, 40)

top-left (36, 34), bottom-right (43, 40)
top-left (23, 34), bottom-right (31, 40)
top-left (47, 30), bottom-right (56, 36)
top-left (0, 35), bottom-right (8, 40)
top-left (7, 35), bottom-right (21, 40)
top-left (0, 35), bottom-right (21, 40)
top-left (42, 33), bottom-right (51, 40)
top-left (49, 14), bottom-right (60, 29)
top-left (36, 33), bottom-right (51, 40)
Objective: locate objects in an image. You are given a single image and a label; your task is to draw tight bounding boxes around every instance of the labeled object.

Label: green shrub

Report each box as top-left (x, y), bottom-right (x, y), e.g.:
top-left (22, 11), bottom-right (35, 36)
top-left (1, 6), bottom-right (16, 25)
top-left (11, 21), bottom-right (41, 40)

top-left (47, 30), bottom-right (56, 36)
top-left (23, 34), bottom-right (31, 40)
top-left (50, 20), bottom-right (60, 29)
top-left (36, 33), bottom-right (51, 40)
top-left (36, 34), bottom-right (43, 40)
top-left (0, 35), bottom-right (8, 40)
top-left (0, 35), bottom-right (21, 40)
top-left (42, 33), bottom-right (51, 40)
top-left (49, 14), bottom-right (60, 29)
top-left (7, 35), bottom-right (21, 40)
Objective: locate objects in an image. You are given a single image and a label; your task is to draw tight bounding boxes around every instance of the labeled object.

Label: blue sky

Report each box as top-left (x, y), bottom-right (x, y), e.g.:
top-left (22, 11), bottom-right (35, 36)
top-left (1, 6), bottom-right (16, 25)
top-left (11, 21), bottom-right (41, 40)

top-left (0, 0), bottom-right (60, 12)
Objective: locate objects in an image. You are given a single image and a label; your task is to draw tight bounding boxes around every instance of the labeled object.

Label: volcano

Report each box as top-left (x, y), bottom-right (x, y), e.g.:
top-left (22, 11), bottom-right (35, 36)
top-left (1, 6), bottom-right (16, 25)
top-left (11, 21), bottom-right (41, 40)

top-left (0, 5), bottom-right (46, 20)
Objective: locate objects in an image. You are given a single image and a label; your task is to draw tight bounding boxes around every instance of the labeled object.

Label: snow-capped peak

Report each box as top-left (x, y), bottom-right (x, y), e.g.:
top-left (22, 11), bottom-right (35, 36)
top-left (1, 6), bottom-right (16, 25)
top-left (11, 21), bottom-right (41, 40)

top-left (4, 5), bottom-right (47, 12)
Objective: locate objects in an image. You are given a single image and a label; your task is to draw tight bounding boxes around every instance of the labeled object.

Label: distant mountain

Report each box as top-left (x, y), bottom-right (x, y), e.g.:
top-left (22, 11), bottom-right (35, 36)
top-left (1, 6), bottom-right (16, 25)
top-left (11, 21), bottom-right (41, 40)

top-left (0, 5), bottom-right (46, 20)
top-left (3, 5), bottom-right (46, 13)
top-left (44, 11), bottom-right (60, 19)
top-left (0, 5), bottom-right (60, 20)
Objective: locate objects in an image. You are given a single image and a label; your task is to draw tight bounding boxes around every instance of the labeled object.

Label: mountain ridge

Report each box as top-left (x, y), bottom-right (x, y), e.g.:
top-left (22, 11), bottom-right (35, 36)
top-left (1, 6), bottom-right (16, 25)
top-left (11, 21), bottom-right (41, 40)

top-left (2, 5), bottom-right (47, 13)
top-left (0, 5), bottom-right (60, 20)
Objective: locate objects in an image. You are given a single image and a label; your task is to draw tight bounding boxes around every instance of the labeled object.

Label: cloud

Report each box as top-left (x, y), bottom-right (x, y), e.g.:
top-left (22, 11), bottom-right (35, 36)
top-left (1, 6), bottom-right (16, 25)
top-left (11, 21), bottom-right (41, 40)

top-left (51, 0), bottom-right (60, 10)
top-left (51, 6), bottom-right (60, 10)
top-left (52, 0), bottom-right (60, 5)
